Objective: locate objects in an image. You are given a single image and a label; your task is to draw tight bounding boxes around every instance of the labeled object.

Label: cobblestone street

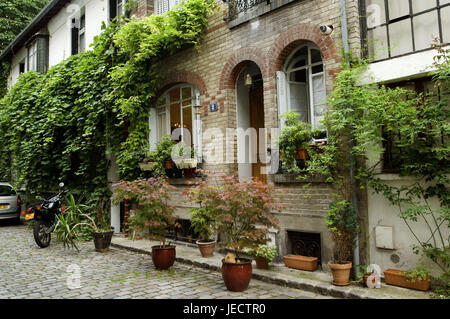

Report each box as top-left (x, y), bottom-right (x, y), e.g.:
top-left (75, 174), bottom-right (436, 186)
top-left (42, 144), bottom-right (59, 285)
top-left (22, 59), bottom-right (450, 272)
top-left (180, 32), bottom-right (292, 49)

top-left (0, 223), bottom-right (334, 299)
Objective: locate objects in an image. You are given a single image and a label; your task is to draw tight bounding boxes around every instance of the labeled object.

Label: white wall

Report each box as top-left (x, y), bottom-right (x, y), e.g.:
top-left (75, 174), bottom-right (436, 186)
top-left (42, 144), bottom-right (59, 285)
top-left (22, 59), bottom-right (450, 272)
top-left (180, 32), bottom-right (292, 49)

top-left (360, 48), bottom-right (448, 85)
top-left (367, 175), bottom-right (449, 277)
top-left (7, 47), bottom-right (27, 89)
top-left (7, 0), bottom-right (109, 88)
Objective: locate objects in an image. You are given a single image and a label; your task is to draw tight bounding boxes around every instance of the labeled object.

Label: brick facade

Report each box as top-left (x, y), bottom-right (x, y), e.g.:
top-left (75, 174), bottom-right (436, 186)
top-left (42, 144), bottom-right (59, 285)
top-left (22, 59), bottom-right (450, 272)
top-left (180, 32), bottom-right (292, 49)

top-left (144, 0), bottom-right (362, 265)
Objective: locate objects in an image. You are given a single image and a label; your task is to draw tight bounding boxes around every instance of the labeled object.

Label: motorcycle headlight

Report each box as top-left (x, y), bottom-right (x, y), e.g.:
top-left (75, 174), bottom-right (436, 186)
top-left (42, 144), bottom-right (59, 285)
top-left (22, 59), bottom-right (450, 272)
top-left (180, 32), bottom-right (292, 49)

top-left (48, 202), bottom-right (55, 209)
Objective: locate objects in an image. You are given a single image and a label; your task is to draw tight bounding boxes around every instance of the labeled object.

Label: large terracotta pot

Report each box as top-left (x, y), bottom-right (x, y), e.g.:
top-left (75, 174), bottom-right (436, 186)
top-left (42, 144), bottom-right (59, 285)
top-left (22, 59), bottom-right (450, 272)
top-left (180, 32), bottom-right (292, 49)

top-left (196, 240), bottom-right (216, 257)
top-left (328, 261), bottom-right (352, 286)
top-left (221, 258), bottom-right (252, 292)
top-left (152, 245), bottom-right (176, 270)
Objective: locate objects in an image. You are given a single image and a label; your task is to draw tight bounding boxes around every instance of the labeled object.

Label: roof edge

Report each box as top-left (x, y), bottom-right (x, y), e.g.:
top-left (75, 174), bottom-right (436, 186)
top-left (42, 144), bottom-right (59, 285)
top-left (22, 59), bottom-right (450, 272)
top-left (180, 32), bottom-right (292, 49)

top-left (0, 0), bottom-right (67, 62)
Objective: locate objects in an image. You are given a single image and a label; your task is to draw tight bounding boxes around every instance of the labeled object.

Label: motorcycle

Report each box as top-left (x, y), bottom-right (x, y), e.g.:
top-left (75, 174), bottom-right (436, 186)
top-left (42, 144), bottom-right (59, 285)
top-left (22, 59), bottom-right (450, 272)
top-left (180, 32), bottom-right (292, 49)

top-left (24, 182), bottom-right (68, 248)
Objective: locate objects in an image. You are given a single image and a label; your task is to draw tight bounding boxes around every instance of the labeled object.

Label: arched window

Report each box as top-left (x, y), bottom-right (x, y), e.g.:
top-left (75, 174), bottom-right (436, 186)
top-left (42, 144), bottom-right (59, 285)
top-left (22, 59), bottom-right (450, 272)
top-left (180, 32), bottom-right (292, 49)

top-left (277, 44), bottom-right (326, 130)
top-left (149, 84), bottom-right (200, 156)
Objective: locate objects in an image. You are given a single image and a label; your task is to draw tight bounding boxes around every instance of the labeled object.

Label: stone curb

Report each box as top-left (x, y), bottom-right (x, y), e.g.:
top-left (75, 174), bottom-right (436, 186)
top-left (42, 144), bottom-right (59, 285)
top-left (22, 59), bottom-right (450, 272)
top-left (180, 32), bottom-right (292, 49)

top-left (111, 242), bottom-right (371, 299)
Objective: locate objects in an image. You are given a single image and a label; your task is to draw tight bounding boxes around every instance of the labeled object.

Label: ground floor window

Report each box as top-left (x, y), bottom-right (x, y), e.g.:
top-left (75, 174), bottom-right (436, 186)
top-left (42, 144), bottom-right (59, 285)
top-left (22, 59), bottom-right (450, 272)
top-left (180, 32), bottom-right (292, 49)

top-left (150, 84), bottom-right (200, 156)
top-left (382, 77), bottom-right (443, 172)
top-left (277, 43), bottom-right (327, 132)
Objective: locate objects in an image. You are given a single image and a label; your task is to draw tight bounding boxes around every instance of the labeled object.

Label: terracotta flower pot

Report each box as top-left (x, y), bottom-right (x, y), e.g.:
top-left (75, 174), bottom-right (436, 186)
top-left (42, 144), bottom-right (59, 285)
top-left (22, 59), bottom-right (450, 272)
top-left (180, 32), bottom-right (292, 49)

top-left (384, 269), bottom-right (430, 291)
top-left (221, 258), bottom-right (252, 292)
top-left (284, 255), bottom-right (318, 271)
top-left (328, 261), bottom-right (352, 286)
top-left (151, 245), bottom-right (176, 270)
top-left (362, 273), bottom-right (378, 287)
top-left (164, 160), bottom-right (175, 169)
top-left (295, 148), bottom-right (308, 160)
top-left (254, 256), bottom-right (269, 269)
top-left (93, 231), bottom-right (114, 252)
top-left (196, 240), bottom-right (216, 257)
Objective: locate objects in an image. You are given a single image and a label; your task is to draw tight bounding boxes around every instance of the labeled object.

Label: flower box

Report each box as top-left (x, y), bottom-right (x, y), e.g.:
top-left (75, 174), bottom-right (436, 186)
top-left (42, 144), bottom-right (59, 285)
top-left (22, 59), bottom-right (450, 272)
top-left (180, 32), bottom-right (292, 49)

top-left (139, 162), bottom-right (154, 171)
top-left (174, 158), bottom-right (197, 169)
top-left (284, 255), bottom-right (318, 271)
top-left (384, 269), bottom-right (430, 291)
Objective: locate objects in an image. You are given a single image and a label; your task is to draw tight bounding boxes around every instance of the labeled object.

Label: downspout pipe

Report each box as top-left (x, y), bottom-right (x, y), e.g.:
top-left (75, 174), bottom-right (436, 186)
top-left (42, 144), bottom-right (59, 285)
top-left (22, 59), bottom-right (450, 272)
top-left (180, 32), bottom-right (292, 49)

top-left (340, 0), bottom-right (361, 274)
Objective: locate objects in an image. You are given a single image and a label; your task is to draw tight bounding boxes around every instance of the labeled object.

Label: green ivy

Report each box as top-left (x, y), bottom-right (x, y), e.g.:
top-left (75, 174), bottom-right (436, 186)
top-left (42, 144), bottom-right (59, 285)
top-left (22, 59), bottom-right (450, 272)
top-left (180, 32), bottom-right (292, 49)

top-left (0, 0), bottom-right (216, 209)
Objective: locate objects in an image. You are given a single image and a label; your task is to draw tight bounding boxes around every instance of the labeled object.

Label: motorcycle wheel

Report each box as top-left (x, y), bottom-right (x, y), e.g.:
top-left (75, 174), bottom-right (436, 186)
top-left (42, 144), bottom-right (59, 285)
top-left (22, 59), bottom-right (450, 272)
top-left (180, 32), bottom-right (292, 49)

top-left (33, 221), bottom-right (51, 248)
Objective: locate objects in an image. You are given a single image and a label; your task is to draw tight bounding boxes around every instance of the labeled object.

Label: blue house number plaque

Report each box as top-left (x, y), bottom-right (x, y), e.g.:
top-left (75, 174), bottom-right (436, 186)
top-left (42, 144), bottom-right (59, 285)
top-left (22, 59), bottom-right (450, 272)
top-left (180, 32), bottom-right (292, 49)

top-left (209, 103), bottom-right (218, 112)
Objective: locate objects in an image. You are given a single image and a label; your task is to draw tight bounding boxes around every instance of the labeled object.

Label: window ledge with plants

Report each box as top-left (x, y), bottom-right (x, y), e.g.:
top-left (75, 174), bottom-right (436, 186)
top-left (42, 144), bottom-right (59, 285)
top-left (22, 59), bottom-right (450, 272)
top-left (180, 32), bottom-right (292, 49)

top-left (269, 173), bottom-right (329, 184)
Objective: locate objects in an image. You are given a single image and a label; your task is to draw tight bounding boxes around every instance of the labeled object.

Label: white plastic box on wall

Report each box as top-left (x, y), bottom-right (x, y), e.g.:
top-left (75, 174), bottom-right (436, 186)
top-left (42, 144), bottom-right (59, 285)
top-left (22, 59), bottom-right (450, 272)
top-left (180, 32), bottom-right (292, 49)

top-left (375, 225), bottom-right (395, 250)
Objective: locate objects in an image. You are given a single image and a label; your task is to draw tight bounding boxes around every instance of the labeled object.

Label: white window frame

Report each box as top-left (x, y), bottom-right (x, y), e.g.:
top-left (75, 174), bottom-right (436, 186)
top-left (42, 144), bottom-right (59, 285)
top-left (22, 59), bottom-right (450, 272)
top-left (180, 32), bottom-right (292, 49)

top-left (27, 41), bottom-right (38, 72)
top-left (78, 8), bottom-right (86, 53)
top-left (277, 44), bottom-right (327, 139)
top-left (150, 84), bottom-right (200, 160)
top-left (154, 0), bottom-right (183, 15)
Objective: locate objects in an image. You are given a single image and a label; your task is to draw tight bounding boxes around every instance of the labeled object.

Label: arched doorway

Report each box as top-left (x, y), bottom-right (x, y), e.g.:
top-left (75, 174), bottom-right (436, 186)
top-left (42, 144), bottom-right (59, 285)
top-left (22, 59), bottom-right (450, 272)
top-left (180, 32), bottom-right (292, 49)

top-left (236, 62), bottom-right (266, 182)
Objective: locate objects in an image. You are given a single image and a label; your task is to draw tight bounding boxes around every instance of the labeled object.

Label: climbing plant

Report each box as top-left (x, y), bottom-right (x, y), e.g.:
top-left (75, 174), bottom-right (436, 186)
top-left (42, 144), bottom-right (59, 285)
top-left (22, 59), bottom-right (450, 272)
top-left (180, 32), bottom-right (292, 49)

top-left (0, 0), bottom-right (216, 207)
top-left (300, 45), bottom-right (449, 288)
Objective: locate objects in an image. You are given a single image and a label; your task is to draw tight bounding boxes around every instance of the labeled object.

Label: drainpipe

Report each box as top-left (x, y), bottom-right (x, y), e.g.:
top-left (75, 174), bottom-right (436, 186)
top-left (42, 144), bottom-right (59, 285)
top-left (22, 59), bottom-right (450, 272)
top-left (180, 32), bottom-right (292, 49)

top-left (340, 0), bottom-right (361, 274)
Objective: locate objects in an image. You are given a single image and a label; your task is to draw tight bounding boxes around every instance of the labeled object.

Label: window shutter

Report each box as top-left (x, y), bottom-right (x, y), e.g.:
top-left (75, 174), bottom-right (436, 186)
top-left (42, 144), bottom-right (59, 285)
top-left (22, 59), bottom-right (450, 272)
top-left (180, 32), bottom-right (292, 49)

top-left (149, 107), bottom-right (157, 151)
top-left (37, 37), bottom-right (49, 74)
top-left (276, 70), bottom-right (288, 130)
top-left (311, 73), bottom-right (326, 129)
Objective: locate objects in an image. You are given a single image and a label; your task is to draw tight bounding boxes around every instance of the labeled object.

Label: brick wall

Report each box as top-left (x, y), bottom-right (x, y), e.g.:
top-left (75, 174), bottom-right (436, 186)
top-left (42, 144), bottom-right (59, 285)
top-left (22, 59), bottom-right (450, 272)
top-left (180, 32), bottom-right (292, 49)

top-left (143, 0), bottom-right (362, 264)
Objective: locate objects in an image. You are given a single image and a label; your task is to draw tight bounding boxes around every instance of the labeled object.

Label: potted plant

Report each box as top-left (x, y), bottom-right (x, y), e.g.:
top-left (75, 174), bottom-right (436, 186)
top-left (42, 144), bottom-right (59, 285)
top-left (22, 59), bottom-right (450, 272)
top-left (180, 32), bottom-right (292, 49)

top-left (112, 177), bottom-right (179, 270)
top-left (139, 150), bottom-right (156, 171)
top-left (54, 193), bottom-right (114, 252)
top-left (248, 244), bottom-right (278, 269)
top-left (146, 135), bottom-right (176, 177)
top-left (197, 174), bottom-right (282, 292)
top-left (356, 265), bottom-right (379, 288)
top-left (278, 111), bottom-right (321, 172)
top-left (191, 207), bottom-right (217, 257)
top-left (172, 141), bottom-right (197, 178)
top-left (183, 178), bottom-right (218, 257)
top-left (384, 262), bottom-right (431, 291)
top-left (283, 254), bottom-right (319, 272)
top-left (326, 199), bottom-right (358, 286)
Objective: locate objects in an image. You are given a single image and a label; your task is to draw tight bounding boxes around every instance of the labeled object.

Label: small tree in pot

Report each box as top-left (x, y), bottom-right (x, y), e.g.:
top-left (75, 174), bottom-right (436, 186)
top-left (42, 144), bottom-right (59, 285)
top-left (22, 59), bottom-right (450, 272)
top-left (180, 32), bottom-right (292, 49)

top-left (183, 177), bottom-right (218, 257)
top-left (199, 174), bottom-right (282, 291)
top-left (326, 199), bottom-right (358, 286)
top-left (112, 177), bottom-right (179, 270)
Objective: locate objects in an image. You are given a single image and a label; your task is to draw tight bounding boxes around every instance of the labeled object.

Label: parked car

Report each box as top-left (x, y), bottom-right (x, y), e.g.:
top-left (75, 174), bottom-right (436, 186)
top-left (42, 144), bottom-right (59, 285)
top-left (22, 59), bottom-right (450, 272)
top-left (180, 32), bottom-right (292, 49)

top-left (0, 183), bottom-right (21, 223)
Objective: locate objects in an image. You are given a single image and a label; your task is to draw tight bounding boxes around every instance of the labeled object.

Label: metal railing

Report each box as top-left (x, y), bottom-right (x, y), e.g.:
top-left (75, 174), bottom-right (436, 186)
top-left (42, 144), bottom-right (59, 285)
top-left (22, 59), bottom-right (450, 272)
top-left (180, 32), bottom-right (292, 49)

top-left (224, 0), bottom-right (271, 21)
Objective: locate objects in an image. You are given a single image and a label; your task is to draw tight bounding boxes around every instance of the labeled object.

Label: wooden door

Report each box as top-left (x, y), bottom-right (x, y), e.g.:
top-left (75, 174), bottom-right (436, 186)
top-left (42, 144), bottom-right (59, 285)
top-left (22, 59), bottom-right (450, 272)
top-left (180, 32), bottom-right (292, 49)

top-left (249, 82), bottom-right (266, 183)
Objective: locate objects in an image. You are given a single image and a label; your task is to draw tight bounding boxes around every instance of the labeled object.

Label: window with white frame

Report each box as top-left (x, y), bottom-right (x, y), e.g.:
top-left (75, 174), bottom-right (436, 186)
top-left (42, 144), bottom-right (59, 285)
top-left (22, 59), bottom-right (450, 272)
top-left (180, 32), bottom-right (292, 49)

top-left (27, 35), bottom-right (49, 73)
top-left (27, 41), bottom-right (38, 72)
top-left (109, 0), bottom-right (127, 20)
top-left (71, 7), bottom-right (86, 55)
top-left (277, 44), bottom-right (327, 131)
top-left (150, 84), bottom-right (200, 155)
top-left (364, 0), bottom-right (450, 61)
top-left (154, 0), bottom-right (183, 15)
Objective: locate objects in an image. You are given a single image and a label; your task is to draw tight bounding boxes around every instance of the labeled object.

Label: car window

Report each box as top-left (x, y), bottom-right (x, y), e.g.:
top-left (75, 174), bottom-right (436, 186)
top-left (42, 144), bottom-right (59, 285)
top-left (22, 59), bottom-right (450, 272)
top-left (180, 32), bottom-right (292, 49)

top-left (0, 185), bottom-right (15, 196)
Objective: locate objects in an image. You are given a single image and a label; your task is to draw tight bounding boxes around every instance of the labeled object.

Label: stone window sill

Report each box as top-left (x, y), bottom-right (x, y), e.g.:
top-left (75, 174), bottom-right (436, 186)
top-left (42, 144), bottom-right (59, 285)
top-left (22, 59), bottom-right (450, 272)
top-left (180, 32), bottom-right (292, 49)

top-left (269, 173), bottom-right (329, 184)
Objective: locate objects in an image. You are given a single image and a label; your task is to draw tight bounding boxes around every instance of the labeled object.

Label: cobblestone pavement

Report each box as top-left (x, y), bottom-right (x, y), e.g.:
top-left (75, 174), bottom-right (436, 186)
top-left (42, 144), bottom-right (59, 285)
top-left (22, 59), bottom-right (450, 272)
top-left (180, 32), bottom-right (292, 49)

top-left (0, 223), bottom-right (335, 299)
